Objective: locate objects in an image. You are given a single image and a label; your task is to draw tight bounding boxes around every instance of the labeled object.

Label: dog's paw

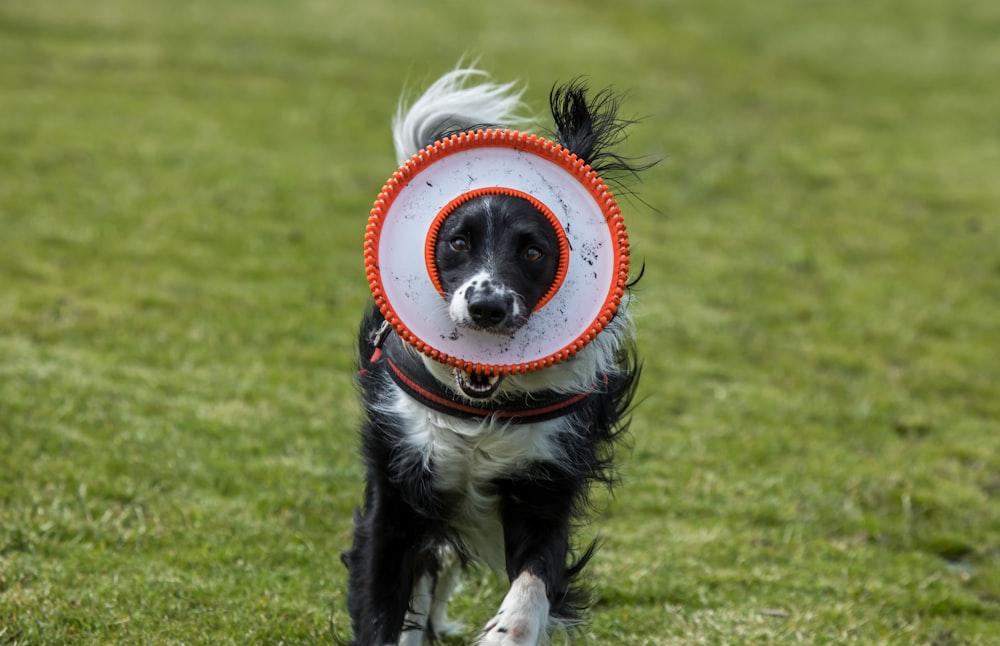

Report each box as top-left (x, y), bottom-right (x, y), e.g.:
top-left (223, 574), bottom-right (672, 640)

top-left (479, 611), bottom-right (541, 645)
top-left (477, 573), bottom-right (549, 646)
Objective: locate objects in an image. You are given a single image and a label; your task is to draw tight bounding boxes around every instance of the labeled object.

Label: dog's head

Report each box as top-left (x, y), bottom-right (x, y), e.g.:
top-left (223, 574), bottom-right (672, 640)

top-left (433, 194), bottom-right (561, 336)
top-left (430, 194), bottom-right (562, 398)
top-left (409, 78), bottom-right (645, 400)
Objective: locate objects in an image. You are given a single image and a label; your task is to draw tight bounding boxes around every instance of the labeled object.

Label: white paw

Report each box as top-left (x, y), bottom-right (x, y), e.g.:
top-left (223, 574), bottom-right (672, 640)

top-left (479, 612), bottom-right (540, 645)
top-left (477, 572), bottom-right (549, 646)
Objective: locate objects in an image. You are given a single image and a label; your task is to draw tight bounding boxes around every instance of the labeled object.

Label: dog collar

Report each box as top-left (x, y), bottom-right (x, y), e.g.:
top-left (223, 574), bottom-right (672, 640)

top-left (374, 331), bottom-right (599, 424)
top-left (366, 129), bottom-right (629, 376)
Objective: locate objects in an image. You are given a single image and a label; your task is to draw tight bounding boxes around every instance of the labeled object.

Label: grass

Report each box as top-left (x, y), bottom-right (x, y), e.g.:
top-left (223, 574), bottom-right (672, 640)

top-left (2, 0), bottom-right (998, 643)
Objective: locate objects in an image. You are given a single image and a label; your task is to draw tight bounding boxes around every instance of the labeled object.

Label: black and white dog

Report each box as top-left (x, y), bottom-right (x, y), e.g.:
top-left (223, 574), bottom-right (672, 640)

top-left (343, 68), bottom-right (643, 646)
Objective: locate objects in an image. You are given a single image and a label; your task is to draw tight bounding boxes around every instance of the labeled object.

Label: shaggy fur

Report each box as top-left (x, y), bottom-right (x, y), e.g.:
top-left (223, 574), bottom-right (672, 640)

top-left (341, 67), bottom-right (644, 646)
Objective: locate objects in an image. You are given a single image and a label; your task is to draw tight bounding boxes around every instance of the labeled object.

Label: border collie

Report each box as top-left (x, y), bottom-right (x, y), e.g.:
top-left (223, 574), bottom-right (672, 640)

top-left (342, 67), bottom-right (643, 646)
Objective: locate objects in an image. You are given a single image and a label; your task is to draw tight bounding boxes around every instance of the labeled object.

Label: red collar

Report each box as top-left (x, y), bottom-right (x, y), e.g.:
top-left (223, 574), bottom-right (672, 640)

top-left (364, 328), bottom-right (599, 424)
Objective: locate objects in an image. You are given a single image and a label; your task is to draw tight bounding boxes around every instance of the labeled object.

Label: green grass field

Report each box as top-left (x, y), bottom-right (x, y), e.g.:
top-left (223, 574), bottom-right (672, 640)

top-left (2, 0), bottom-right (998, 643)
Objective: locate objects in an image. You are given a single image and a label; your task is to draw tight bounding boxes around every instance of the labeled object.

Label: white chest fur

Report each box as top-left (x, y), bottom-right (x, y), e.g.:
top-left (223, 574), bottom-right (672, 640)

top-left (391, 388), bottom-right (568, 571)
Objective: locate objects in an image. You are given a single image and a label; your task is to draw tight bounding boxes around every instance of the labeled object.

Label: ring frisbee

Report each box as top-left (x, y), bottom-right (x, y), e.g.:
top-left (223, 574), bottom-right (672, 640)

top-left (365, 129), bottom-right (629, 376)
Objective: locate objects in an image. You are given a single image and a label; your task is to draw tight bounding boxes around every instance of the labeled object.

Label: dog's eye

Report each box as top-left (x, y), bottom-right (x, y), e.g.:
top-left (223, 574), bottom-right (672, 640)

top-left (523, 246), bottom-right (543, 262)
top-left (449, 236), bottom-right (470, 252)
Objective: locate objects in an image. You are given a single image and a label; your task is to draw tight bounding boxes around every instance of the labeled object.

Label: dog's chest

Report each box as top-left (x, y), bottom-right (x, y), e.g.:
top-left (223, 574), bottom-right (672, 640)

top-left (400, 401), bottom-right (562, 491)
top-left (395, 392), bottom-right (564, 563)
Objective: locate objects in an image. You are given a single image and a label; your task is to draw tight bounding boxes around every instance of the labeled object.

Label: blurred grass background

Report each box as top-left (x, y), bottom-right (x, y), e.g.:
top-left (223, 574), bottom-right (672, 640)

top-left (1, 0), bottom-right (998, 643)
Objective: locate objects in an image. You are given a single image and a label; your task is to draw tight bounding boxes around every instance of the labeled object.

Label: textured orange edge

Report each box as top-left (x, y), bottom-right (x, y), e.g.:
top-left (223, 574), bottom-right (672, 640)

top-left (423, 186), bottom-right (570, 312)
top-left (365, 129), bottom-right (629, 376)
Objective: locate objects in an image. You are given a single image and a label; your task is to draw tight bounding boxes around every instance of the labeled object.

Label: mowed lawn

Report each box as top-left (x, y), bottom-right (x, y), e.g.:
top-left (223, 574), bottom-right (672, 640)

top-left (2, 0), bottom-right (998, 643)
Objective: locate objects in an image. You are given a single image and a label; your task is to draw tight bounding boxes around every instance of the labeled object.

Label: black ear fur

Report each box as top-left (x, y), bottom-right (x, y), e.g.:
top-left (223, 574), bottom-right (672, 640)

top-left (548, 79), bottom-right (651, 188)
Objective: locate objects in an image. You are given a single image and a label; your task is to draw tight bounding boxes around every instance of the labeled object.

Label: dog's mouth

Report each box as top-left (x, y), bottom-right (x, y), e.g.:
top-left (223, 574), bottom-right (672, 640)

top-left (453, 368), bottom-right (504, 399)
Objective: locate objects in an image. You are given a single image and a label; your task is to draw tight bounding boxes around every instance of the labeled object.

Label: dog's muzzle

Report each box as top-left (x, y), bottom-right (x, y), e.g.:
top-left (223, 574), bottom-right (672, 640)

top-left (450, 280), bottom-right (527, 335)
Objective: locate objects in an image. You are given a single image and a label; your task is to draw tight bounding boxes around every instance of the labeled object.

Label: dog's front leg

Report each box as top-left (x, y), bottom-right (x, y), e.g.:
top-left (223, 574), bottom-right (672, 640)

top-left (479, 475), bottom-right (582, 646)
top-left (344, 478), bottom-right (427, 646)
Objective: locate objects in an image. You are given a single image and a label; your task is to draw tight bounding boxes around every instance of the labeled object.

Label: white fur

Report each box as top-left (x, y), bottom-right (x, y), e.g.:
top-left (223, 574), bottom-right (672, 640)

top-left (447, 270), bottom-right (487, 328)
top-left (478, 572), bottom-right (551, 646)
top-left (393, 66), bottom-right (530, 164)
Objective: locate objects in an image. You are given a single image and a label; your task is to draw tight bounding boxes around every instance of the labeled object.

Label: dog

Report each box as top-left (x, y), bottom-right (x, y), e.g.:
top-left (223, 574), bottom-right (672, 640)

top-left (343, 67), bottom-right (644, 646)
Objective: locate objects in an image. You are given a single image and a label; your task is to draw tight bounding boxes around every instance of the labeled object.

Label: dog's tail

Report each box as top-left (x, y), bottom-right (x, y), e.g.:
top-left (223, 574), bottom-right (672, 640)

top-left (392, 65), bottom-right (529, 164)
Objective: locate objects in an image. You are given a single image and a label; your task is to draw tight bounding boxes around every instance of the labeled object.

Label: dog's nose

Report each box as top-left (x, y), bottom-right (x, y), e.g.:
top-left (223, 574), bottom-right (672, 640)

top-left (468, 294), bottom-right (509, 328)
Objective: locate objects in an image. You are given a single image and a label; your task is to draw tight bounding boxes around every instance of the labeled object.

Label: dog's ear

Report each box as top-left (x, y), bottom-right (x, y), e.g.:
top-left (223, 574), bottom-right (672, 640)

top-left (548, 80), bottom-right (652, 189)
